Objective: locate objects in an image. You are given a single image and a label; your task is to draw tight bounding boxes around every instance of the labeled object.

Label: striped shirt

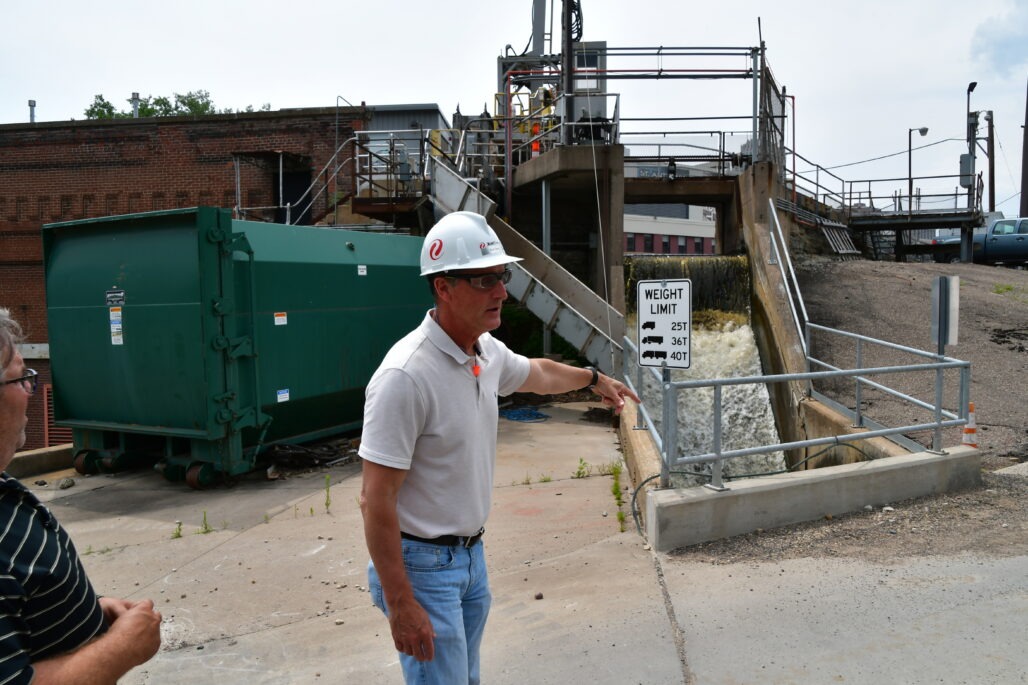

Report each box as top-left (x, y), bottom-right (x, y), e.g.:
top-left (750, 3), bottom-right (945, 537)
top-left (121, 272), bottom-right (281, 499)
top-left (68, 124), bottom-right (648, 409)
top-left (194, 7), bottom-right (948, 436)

top-left (0, 474), bottom-right (106, 685)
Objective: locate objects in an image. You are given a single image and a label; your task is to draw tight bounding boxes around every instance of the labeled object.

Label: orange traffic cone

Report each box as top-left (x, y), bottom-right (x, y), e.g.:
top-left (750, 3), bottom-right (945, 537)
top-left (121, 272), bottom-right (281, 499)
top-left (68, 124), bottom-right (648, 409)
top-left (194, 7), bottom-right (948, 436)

top-left (962, 402), bottom-right (978, 448)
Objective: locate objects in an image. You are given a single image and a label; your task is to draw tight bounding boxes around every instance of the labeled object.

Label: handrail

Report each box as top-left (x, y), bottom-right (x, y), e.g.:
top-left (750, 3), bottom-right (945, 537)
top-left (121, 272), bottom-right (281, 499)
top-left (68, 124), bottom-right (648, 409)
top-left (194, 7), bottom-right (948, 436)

top-left (623, 332), bottom-right (971, 491)
top-left (767, 199), bottom-right (809, 356)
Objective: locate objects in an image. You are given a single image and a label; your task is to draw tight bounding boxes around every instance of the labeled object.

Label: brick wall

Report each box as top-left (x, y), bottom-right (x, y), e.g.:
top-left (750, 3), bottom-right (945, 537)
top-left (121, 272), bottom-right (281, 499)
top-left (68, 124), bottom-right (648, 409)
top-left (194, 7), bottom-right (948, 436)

top-left (0, 107), bottom-right (366, 449)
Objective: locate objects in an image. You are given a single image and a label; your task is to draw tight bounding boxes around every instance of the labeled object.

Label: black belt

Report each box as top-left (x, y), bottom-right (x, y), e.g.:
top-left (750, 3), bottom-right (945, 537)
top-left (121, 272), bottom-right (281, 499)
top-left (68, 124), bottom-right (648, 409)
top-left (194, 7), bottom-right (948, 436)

top-left (401, 528), bottom-right (484, 548)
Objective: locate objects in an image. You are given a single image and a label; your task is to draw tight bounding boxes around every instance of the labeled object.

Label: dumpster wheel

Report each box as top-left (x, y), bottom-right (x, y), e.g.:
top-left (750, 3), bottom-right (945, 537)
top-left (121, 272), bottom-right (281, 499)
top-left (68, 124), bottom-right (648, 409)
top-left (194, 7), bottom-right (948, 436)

top-left (185, 463), bottom-right (217, 490)
top-left (73, 450), bottom-right (100, 475)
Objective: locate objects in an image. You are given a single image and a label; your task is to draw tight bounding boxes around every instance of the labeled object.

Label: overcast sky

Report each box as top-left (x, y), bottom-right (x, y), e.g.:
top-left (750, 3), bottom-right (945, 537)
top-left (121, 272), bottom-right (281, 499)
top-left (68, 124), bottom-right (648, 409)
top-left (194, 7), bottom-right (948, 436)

top-left (3, 0), bottom-right (1025, 216)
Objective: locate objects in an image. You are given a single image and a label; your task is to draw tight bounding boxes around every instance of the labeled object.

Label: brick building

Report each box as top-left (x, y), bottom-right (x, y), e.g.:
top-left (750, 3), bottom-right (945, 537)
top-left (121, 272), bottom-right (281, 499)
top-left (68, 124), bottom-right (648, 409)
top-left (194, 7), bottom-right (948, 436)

top-left (0, 106), bottom-right (368, 449)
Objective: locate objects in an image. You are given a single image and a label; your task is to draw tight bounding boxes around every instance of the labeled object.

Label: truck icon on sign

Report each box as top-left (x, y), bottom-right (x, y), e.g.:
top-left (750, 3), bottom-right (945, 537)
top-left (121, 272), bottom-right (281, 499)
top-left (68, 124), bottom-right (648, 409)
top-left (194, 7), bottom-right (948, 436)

top-left (641, 350), bottom-right (667, 359)
top-left (641, 336), bottom-right (663, 344)
top-left (641, 321), bottom-right (656, 330)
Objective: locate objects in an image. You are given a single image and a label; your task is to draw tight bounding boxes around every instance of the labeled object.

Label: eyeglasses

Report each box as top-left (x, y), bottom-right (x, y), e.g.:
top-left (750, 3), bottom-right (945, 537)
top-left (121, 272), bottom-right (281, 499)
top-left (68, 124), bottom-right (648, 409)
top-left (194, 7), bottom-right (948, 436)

top-left (445, 268), bottom-right (513, 291)
top-left (1, 368), bottom-right (38, 396)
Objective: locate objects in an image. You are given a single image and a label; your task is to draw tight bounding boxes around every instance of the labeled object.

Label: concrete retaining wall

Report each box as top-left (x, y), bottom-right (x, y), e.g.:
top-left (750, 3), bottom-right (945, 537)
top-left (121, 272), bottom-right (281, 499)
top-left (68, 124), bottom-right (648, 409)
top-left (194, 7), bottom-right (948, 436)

top-left (7, 444), bottom-right (73, 479)
top-left (645, 446), bottom-right (981, 552)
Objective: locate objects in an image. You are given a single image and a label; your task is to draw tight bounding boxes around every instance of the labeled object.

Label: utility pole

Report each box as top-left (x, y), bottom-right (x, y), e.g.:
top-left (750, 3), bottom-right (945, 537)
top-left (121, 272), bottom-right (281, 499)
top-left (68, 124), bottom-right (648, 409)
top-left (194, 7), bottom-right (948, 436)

top-left (1021, 79), bottom-right (1028, 217)
top-left (986, 111), bottom-right (995, 212)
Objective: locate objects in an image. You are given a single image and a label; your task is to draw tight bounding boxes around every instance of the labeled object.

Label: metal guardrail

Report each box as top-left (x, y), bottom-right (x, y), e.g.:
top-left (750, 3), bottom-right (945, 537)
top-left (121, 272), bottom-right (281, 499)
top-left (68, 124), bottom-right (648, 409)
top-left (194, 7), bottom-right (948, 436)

top-left (622, 333), bottom-right (970, 491)
top-left (767, 199), bottom-right (810, 355)
top-left (624, 199), bottom-right (972, 491)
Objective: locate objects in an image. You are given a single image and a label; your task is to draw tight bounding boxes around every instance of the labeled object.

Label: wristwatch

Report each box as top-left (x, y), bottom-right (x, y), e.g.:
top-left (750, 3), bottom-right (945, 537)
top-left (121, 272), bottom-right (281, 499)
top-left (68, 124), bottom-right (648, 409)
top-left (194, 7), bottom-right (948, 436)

top-left (582, 366), bottom-right (599, 390)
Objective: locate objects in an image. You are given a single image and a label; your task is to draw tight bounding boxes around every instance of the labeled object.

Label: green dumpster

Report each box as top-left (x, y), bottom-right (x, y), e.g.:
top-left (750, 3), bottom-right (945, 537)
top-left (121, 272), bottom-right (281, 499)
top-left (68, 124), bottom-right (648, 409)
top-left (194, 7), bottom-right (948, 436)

top-left (43, 207), bottom-right (427, 487)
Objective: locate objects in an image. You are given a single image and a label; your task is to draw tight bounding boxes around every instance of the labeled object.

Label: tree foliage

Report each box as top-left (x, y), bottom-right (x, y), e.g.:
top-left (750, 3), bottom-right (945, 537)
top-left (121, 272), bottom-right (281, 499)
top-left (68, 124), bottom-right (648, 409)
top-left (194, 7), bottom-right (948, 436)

top-left (84, 91), bottom-right (271, 119)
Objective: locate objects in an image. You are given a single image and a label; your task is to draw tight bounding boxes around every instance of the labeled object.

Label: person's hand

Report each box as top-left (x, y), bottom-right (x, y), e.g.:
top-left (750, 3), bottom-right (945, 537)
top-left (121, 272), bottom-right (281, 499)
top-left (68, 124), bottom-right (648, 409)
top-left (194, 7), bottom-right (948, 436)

top-left (98, 596), bottom-right (134, 624)
top-left (388, 596), bottom-right (436, 661)
top-left (104, 598), bottom-right (163, 665)
top-left (593, 374), bottom-right (641, 415)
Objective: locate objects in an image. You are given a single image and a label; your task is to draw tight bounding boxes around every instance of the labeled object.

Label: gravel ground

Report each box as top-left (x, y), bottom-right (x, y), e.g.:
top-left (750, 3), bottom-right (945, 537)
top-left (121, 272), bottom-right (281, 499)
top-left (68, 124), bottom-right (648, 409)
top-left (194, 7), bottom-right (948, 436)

top-left (675, 258), bottom-right (1028, 562)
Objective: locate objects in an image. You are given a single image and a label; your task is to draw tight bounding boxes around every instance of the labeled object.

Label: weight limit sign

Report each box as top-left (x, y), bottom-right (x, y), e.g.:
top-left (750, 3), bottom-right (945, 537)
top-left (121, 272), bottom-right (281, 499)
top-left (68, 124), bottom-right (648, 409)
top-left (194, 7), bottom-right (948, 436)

top-left (636, 279), bottom-right (691, 369)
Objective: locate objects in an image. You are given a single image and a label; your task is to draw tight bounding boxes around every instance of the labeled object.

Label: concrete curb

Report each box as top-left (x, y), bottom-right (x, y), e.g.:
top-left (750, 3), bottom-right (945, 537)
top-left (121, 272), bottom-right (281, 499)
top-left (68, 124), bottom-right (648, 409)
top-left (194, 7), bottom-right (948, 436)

top-left (646, 445), bottom-right (981, 551)
top-left (8, 444), bottom-right (73, 478)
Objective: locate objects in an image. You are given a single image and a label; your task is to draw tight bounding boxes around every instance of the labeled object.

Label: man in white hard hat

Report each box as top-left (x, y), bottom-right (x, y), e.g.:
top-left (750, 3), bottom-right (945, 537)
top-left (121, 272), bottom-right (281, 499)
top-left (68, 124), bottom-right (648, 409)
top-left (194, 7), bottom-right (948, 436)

top-left (0, 308), bottom-right (162, 683)
top-left (359, 211), bottom-right (639, 684)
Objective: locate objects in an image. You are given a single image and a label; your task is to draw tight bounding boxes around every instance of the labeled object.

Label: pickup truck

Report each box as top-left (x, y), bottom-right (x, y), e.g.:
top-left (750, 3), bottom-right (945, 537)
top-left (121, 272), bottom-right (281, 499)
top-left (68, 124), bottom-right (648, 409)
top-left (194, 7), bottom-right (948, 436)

top-left (931, 217), bottom-right (1028, 267)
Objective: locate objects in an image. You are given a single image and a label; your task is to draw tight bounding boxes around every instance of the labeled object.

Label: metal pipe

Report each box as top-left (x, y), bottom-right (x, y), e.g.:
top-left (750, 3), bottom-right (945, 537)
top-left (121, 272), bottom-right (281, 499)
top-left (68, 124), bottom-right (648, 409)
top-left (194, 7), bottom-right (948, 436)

top-left (853, 339), bottom-right (863, 427)
top-left (751, 48), bottom-right (759, 164)
top-left (709, 385), bottom-right (724, 489)
top-left (672, 419), bottom-right (967, 466)
top-left (806, 323), bottom-right (963, 360)
top-left (670, 359), bottom-right (968, 391)
top-left (807, 357), bottom-right (960, 419)
top-left (542, 178), bottom-right (552, 355)
top-left (933, 359), bottom-right (945, 452)
top-left (660, 367), bottom-right (671, 488)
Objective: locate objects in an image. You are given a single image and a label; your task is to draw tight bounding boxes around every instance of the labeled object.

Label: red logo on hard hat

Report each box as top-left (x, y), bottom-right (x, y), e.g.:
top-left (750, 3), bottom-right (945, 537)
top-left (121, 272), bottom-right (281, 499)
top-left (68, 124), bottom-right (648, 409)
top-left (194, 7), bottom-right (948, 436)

top-left (479, 242), bottom-right (487, 250)
top-left (428, 239), bottom-right (444, 261)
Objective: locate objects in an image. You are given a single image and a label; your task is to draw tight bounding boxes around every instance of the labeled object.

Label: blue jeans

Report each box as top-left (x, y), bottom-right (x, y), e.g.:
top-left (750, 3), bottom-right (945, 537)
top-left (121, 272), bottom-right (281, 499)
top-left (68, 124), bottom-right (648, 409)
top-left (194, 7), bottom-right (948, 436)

top-left (368, 539), bottom-right (491, 685)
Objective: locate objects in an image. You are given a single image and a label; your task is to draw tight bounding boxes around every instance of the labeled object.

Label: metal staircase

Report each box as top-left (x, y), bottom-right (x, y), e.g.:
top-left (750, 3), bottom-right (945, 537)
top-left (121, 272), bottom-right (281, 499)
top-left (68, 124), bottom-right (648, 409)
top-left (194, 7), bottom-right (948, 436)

top-left (429, 157), bottom-right (624, 375)
top-left (774, 198), bottom-right (861, 257)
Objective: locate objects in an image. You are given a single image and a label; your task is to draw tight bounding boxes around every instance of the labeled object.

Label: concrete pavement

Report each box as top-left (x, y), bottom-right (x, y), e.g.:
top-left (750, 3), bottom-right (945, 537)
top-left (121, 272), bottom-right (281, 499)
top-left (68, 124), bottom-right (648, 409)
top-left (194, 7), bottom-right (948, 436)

top-left (16, 400), bottom-right (1028, 684)
top-left (23, 402), bottom-right (685, 684)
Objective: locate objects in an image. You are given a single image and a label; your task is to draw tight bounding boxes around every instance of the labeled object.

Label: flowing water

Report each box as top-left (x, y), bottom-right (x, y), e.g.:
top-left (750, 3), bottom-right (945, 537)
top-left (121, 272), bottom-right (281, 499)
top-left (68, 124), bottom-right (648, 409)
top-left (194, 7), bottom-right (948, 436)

top-left (625, 256), bottom-right (785, 488)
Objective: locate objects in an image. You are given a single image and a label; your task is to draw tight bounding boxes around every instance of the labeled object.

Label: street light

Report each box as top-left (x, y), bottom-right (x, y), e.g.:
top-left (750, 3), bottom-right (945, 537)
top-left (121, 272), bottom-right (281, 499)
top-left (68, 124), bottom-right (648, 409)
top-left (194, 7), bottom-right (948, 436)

top-left (962, 81), bottom-right (978, 263)
top-left (908, 126), bottom-right (928, 209)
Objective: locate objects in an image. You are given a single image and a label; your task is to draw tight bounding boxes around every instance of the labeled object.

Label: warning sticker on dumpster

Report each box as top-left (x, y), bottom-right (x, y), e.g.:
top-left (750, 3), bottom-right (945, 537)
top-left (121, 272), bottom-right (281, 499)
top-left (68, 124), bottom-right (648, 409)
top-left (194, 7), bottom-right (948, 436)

top-left (276, 388), bottom-right (290, 403)
top-left (274, 312), bottom-right (288, 326)
top-left (636, 279), bottom-right (691, 369)
top-left (109, 307), bottom-right (124, 346)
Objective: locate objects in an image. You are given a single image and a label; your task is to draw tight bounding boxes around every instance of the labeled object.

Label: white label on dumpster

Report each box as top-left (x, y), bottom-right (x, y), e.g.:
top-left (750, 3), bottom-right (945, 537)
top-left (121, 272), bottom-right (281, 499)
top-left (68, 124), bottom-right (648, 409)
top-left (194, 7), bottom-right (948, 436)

top-left (274, 312), bottom-right (288, 326)
top-left (277, 388), bottom-right (290, 403)
top-left (358, 265), bottom-right (368, 276)
top-left (109, 307), bottom-right (124, 346)
top-left (636, 279), bottom-right (691, 369)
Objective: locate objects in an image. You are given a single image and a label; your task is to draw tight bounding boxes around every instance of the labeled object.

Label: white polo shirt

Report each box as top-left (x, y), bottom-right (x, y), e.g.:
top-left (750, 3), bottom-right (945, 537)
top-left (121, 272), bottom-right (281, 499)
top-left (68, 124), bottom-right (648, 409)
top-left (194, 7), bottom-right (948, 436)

top-left (359, 310), bottom-right (531, 538)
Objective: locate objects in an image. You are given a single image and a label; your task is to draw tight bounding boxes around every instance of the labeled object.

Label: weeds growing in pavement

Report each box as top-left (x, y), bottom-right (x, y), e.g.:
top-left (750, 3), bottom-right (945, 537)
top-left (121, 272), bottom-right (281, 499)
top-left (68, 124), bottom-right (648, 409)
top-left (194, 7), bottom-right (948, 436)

top-left (197, 511), bottom-right (213, 535)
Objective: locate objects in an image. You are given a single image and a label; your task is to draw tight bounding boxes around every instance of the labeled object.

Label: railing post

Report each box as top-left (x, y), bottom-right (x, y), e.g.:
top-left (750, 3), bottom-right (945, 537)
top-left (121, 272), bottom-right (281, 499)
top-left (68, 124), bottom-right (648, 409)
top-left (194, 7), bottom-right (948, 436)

top-left (707, 384), bottom-right (728, 491)
top-left (932, 357), bottom-right (945, 453)
top-left (660, 366), bottom-right (672, 488)
top-left (960, 365), bottom-right (971, 423)
top-left (634, 345), bottom-right (645, 431)
top-left (853, 338), bottom-right (863, 427)
top-left (804, 325), bottom-right (813, 397)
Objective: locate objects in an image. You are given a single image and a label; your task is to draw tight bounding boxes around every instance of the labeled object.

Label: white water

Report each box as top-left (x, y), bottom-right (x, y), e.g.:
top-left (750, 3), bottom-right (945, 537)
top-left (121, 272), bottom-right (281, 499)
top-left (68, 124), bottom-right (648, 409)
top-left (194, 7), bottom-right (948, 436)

top-left (630, 321), bottom-right (786, 488)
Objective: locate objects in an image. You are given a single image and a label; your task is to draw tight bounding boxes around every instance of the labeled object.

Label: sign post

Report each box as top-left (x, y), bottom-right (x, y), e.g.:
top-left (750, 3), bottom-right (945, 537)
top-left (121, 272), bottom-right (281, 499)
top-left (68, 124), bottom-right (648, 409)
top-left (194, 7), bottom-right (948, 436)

top-left (637, 279), bottom-right (692, 487)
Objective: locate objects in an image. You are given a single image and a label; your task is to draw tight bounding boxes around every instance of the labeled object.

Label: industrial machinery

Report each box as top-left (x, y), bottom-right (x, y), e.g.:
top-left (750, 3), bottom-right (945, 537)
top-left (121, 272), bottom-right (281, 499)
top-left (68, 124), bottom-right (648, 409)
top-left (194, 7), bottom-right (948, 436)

top-left (43, 207), bottom-right (427, 487)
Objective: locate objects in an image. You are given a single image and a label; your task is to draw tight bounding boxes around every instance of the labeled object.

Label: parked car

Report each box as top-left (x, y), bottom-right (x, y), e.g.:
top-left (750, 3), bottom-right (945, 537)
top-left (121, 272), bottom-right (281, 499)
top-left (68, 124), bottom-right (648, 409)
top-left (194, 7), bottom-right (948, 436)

top-left (932, 216), bottom-right (1028, 267)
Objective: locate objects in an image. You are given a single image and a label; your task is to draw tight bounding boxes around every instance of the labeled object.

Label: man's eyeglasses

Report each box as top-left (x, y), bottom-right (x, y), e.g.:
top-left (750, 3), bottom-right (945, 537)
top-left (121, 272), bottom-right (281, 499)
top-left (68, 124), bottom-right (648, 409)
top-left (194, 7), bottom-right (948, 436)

top-left (1, 368), bottom-right (38, 396)
top-left (445, 268), bottom-right (513, 291)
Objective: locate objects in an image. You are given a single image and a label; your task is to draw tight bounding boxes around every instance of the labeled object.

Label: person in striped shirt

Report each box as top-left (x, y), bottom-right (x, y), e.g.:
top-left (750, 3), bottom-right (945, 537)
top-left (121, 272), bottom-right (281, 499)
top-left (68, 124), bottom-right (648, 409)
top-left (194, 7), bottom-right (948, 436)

top-left (0, 308), bottom-right (162, 684)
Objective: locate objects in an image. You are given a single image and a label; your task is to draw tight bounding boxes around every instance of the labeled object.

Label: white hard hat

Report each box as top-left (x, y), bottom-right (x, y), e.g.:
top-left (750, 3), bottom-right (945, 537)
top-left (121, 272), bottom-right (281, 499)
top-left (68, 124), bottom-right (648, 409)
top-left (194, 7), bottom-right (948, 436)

top-left (420, 211), bottom-right (522, 276)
